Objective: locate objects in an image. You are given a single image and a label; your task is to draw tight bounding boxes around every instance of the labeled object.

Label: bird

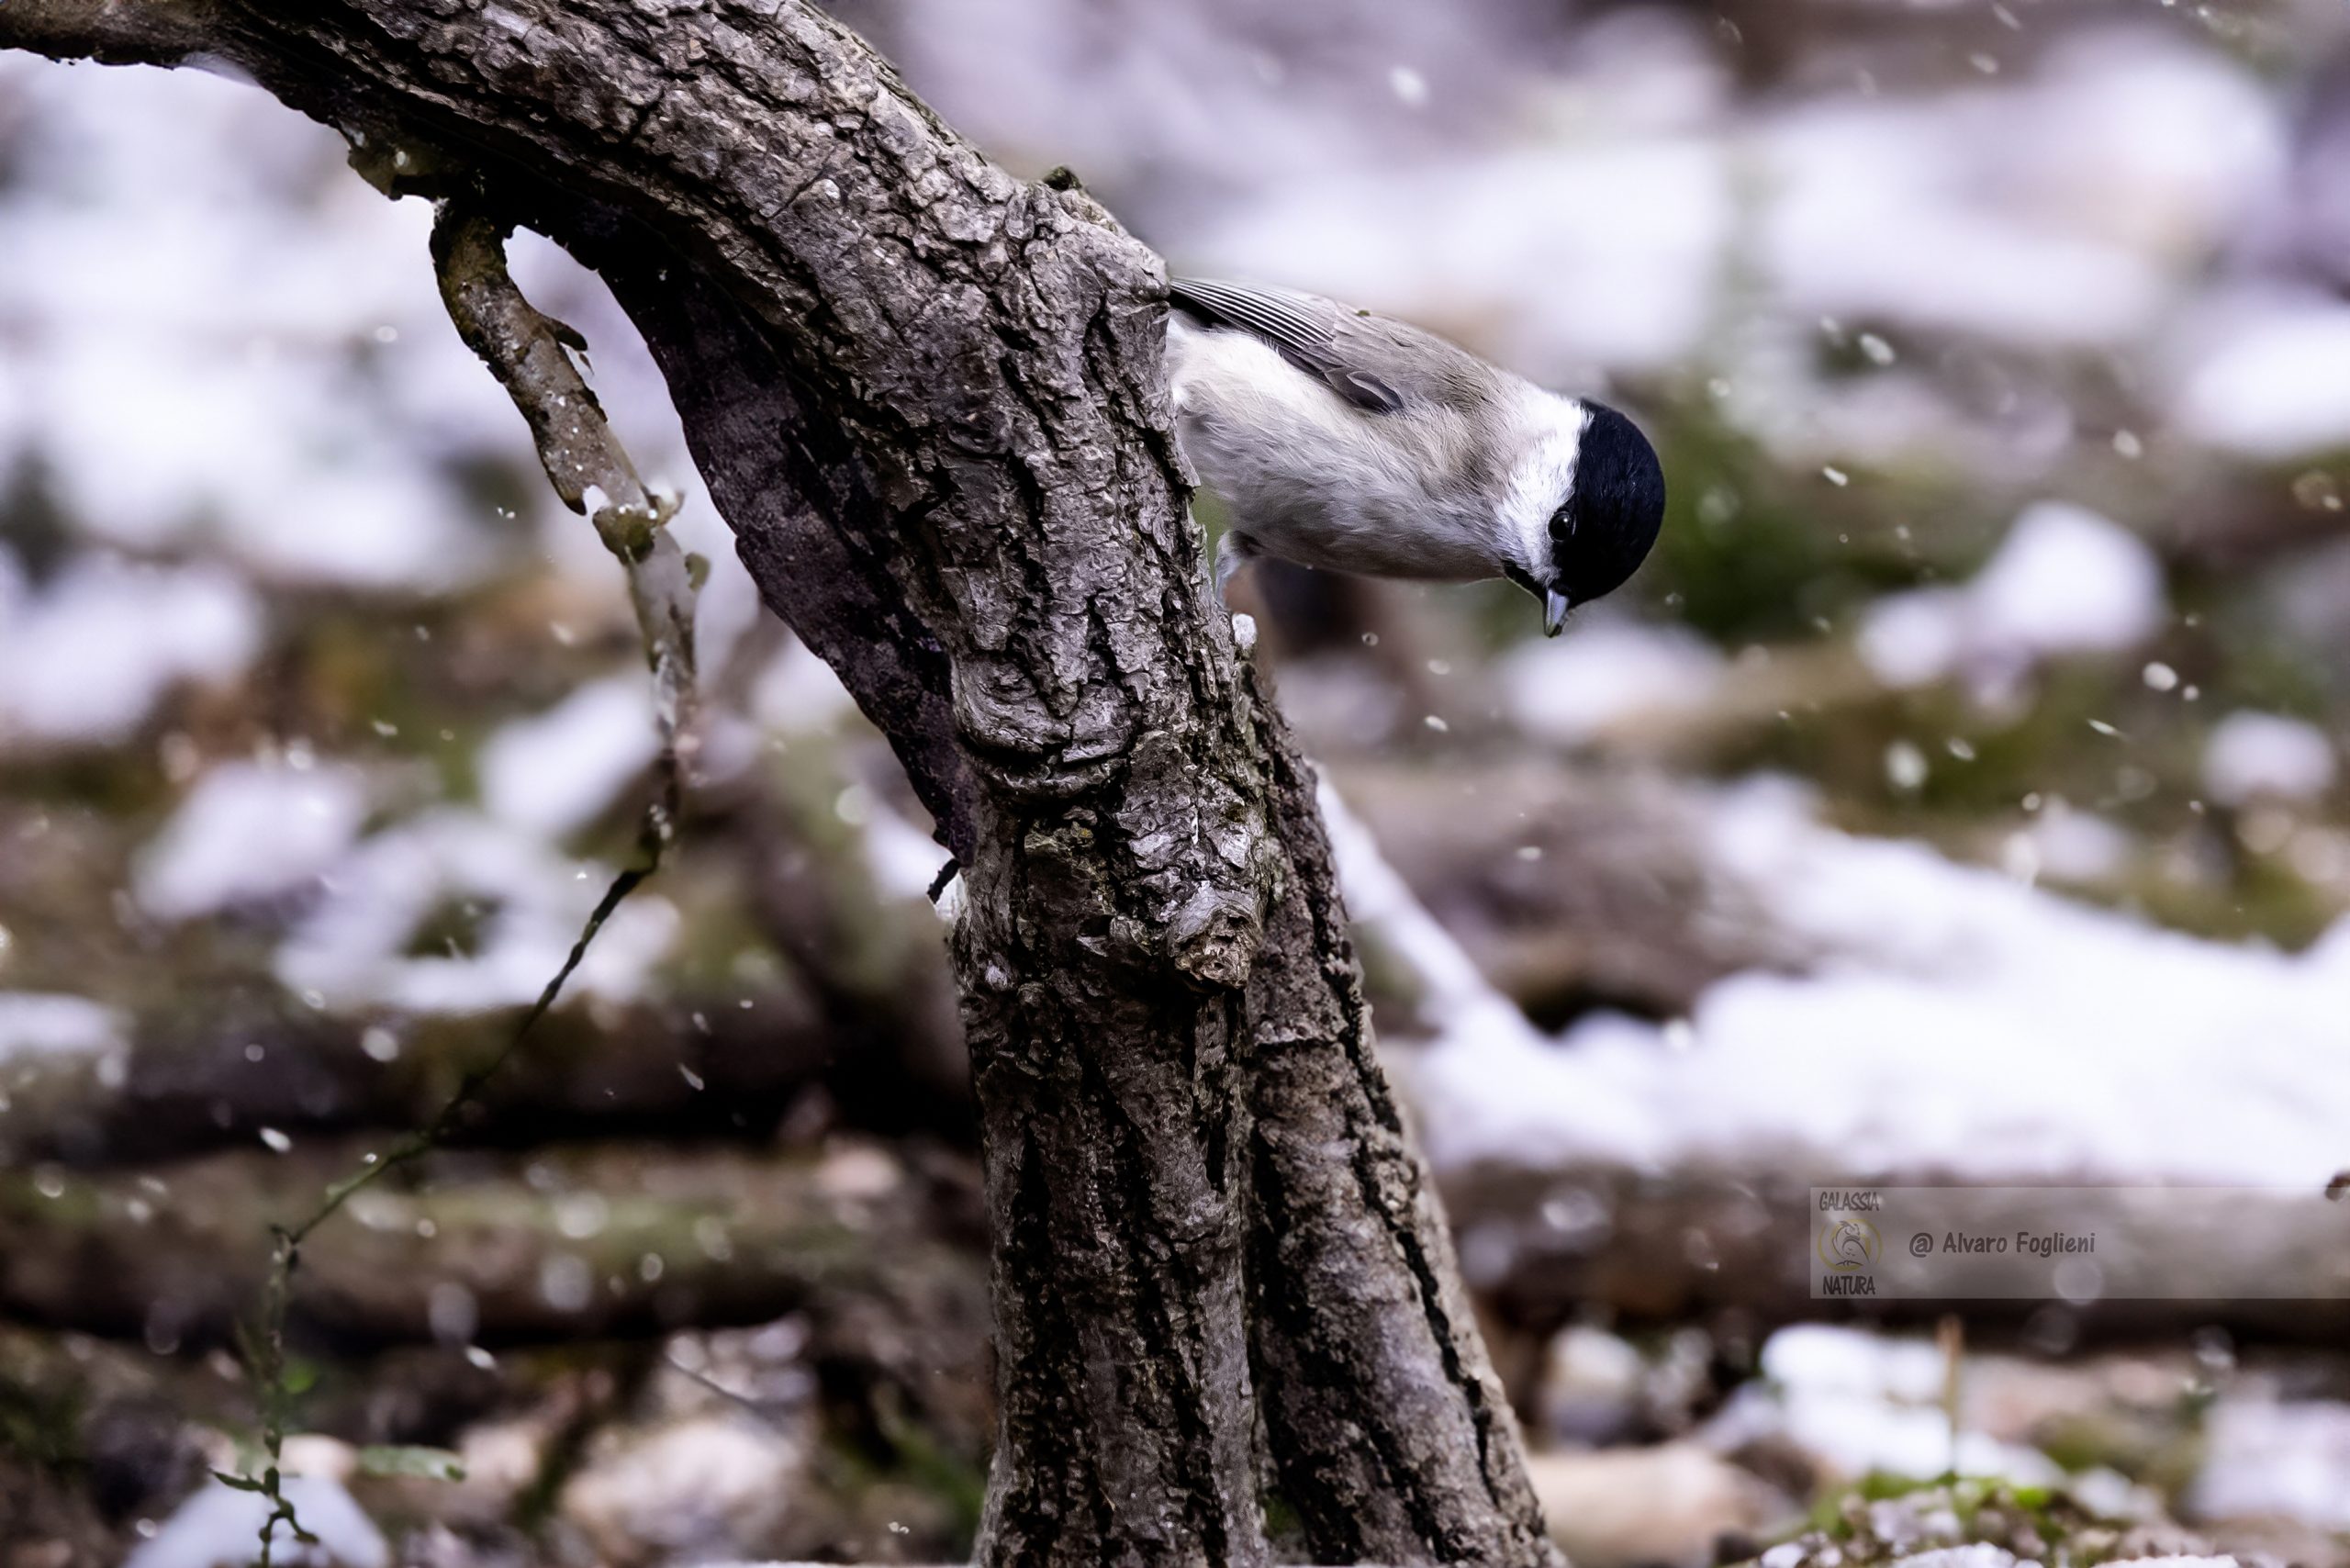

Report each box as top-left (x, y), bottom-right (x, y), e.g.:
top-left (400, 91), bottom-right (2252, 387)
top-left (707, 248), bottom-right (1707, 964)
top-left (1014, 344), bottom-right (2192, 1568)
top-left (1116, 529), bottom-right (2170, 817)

top-left (1164, 276), bottom-right (1665, 637)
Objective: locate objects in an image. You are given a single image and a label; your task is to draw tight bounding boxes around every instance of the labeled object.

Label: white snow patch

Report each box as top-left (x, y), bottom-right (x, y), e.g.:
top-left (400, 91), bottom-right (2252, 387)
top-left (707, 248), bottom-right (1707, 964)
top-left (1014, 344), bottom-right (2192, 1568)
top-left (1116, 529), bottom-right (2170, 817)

top-left (0, 554), bottom-right (261, 748)
top-left (1891, 1551), bottom-right (2031, 1568)
top-left (1321, 782), bottom-right (1569, 1072)
top-left (2190, 1396), bottom-right (2350, 1529)
top-left (1860, 503), bottom-right (2163, 697)
top-left (229, 462), bottom-right (491, 592)
top-left (1706, 1326), bottom-right (2059, 1487)
top-left (1761, 1323), bottom-right (1948, 1403)
top-left (560, 1413), bottom-right (802, 1560)
top-left (124, 1474), bottom-right (387, 1568)
top-left (752, 640), bottom-right (859, 734)
top-left (2019, 801), bottom-right (2135, 885)
top-left (0, 993), bottom-right (126, 1064)
top-left (480, 676), bottom-right (660, 841)
top-left (135, 761), bottom-right (369, 921)
top-left (1193, 136), bottom-right (1731, 375)
top-left (1765, 106), bottom-right (2165, 350)
top-left (863, 800), bottom-right (954, 903)
top-left (2201, 712), bottom-right (2337, 807)
top-left (1410, 776), bottom-right (2350, 1185)
top-left (274, 811), bottom-right (677, 1014)
top-left (1762, 32), bottom-right (2275, 349)
top-left (1500, 618), bottom-right (1726, 747)
top-left (2169, 292), bottom-right (2350, 461)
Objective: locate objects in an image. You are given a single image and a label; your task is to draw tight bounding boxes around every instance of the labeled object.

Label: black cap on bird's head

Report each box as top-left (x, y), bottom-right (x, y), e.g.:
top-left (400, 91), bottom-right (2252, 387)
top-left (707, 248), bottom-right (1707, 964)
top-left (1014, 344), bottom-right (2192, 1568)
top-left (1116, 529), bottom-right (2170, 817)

top-left (1538, 401), bottom-right (1665, 635)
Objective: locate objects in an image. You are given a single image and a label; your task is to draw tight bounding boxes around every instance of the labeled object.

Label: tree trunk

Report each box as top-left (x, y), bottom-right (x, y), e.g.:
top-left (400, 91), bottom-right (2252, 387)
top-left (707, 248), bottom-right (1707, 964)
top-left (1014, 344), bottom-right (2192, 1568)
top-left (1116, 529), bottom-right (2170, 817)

top-left (0, 4), bottom-right (1558, 1562)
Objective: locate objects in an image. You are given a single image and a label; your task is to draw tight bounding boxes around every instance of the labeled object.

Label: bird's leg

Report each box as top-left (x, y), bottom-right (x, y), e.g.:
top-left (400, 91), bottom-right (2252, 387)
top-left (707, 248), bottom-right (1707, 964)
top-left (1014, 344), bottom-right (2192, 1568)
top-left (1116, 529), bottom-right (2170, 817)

top-left (1214, 529), bottom-right (1259, 607)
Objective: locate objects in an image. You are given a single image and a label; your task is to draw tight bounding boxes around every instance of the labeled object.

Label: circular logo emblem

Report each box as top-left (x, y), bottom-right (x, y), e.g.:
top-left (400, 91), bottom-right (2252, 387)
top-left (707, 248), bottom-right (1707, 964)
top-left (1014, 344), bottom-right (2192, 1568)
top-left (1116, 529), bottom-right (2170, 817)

top-left (1817, 1216), bottom-right (1882, 1271)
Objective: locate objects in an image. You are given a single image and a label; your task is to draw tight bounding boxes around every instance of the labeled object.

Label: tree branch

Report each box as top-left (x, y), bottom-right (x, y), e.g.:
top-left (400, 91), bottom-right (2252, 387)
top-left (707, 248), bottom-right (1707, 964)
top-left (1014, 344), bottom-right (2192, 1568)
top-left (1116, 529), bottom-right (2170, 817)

top-left (0, 0), bottom-right (225, 66)
top-left (1, 4), bottom-right (1560, 1562)
top-left (430, 199), bottom-right (699, 842)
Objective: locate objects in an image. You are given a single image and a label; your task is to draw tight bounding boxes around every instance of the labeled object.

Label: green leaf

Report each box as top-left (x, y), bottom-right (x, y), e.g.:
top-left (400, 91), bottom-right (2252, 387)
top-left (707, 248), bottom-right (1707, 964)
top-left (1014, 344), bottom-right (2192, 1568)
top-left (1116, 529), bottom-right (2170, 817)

top-left (356, 1445), bottom-right (467, 1482)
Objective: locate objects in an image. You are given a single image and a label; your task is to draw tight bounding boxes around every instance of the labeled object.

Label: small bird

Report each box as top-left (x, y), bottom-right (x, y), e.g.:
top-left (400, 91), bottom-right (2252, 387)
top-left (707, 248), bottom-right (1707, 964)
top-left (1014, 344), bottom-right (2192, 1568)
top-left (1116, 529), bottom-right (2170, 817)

top-left (1165, 276), bottom-right (1665, 636)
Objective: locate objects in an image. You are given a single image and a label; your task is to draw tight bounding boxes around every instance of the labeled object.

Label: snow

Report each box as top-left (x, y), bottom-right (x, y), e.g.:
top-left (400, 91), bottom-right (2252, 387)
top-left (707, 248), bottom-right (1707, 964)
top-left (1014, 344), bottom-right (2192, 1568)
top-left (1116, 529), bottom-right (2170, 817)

top-left (123, 1475), bottom-right (387, 1568)
top-left (2201, 711), bottom-right (2338, 807)
top-left (1764, 98), bottom-right (2166, 350)
top-left (1969, 504), bottom-right (2165, 662)
top-left (862, 798), bottom-right (954, 903)
top-left (561, 1414), bottom-right (803, 1560)
top-left (1164, 16), bottom-right (2276, 386)
top-left (2190, 1395), bottom-right (2350, 1529)
top-left (0, 63), bottom-right (503, 593)
top-left (1860, 503), bottom-right (2164, 696)
top-left (668, 501), bottom-right (765, 680)
top-left (751, 640), bottom-right (860, 734)
top-left (480, 676), bottom-right (661, 841)
top-left (134, 761), bottom-right (370, 921)
top-left (0, 992), bottom-right (126, 1064)
top-left (1761, 31), bottom-right (2274, 349)
top-left (1707, 1326), bottom-right (2061, 1486)
top-left (274, 811), bottom-right (677, 1014)
top-left (1500, 618), bottom-right (1726, 747)
top-left (2015, 800), bottom-right (2134, 886)
top-left (1192, 134), bottom-right (1731, 375)
top-left (1761, 1323), bottom-right (1947, 1403)
top-left (0, 554), bottom-right (261, 749)
top-left (2168, 292), bottom-right (2350, 461)
top-left (1405, 776), bottom-right (2350, 1186)
top-left (1888, 1551), bottom-right (2034, 1568)
top-left (1321, 780), bottom-right (1555, 1059)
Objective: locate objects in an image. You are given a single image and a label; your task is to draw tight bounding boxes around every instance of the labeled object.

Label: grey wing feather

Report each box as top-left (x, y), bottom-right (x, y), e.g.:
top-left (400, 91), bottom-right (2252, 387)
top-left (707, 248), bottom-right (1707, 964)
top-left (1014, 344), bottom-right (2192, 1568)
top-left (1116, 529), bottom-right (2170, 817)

top-left (1169, 276), bottom-right (1407, 415)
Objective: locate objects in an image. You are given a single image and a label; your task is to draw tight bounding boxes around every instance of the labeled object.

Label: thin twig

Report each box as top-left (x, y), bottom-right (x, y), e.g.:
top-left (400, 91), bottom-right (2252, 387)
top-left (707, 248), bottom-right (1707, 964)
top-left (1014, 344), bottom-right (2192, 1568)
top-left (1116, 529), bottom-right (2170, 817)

top-left (431, 199), bottom-right (702, 836)
top-left (224, 198), bottom-right (701, 1566)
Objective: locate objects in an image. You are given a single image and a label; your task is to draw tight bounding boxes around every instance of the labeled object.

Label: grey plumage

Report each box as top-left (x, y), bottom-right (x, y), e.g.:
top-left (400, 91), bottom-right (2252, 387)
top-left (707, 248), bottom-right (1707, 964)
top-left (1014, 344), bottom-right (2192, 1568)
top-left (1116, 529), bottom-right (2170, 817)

top-left (1164, 276), bottom-right (1664, 635)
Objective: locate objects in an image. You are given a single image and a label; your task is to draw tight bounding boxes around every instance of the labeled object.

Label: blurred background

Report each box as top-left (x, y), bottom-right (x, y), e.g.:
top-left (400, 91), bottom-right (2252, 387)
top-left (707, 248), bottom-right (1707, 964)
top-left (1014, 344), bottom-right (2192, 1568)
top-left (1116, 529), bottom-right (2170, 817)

top-left (6, 0), bottom-right (2350, 1562)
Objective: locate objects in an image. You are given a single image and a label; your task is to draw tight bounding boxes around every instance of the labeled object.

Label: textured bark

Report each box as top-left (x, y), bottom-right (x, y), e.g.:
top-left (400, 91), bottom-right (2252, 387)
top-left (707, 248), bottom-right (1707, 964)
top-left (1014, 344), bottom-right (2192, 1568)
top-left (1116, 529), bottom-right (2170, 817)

top-left (0, 4), bottom-right (1554, 1562)
top-left (1241, 687), bottom-right (1561, 1568)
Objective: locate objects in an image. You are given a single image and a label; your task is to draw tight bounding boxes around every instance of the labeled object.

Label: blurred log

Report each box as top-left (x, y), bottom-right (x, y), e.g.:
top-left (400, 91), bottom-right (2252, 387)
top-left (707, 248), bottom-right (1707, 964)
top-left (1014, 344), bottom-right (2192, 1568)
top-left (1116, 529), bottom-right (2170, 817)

top-left (1336, 760), bottom-right (1806, 1027)
top-left (1439, 1162), bottom-right (2350, 1367)
top-left (0, 774), bottom-right (974, 1170)
top-left (0, 995), bottom-right (829, 1170)
top-left (740, 745), bottom-right (972, 1137)
top-left (0, 1138), bottom-right (989, 1365)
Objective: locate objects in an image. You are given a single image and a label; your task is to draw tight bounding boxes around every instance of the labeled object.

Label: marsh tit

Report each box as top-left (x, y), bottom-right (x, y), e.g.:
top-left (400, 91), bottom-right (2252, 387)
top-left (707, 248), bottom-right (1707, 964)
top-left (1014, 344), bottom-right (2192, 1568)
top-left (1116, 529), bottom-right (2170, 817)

top-left (1166, 276), bottom-right (1665, 636)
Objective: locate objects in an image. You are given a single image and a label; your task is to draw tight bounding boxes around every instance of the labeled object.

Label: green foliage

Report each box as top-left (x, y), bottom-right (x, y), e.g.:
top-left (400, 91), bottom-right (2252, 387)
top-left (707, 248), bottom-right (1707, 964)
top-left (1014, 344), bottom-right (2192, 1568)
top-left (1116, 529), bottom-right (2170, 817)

top-left (356, 1445), bottom-right (467, 1482)
top-left (0, 1370), bottom-right (83, 1474)
top-left (1639, 404), bottom-right (1955, 644)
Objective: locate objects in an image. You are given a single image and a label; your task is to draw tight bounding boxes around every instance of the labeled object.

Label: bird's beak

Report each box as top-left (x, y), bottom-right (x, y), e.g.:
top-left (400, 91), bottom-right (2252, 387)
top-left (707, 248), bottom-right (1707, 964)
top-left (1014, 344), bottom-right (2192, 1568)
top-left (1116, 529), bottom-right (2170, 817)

top-left (1543, 588), bottom-right (1572, 638)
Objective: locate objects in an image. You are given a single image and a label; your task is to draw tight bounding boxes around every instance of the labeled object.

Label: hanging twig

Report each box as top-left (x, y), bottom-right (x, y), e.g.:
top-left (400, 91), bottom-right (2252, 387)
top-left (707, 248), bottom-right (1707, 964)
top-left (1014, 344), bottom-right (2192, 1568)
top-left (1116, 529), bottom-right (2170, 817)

top-left (430, 198), bottom-right (702, 840)
top-left (220, 199), bottom-right (701, 1566)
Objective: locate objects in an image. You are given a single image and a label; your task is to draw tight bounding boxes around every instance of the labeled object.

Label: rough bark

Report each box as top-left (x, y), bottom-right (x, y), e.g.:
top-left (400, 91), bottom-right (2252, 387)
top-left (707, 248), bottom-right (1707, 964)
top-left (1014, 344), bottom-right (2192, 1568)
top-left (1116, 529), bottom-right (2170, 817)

top-left (0, 4), bottom-right (1556, 1562)
top-left (1241, 689), bottom-right (1560, 1567)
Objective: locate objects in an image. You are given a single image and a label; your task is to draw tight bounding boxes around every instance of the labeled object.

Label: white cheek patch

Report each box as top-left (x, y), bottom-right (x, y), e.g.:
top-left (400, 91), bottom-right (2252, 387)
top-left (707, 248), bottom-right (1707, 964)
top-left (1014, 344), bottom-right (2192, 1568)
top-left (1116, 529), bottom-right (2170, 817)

top-left (1498, 391), bottom-right (1588, 580)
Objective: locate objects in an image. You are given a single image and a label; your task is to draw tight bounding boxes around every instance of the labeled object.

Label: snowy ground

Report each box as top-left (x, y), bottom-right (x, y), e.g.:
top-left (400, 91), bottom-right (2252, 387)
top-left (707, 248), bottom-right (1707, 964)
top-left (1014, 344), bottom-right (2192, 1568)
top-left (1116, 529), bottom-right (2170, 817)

top-left (7, 6), bottom-right (2350, 1563)
top-left (1388, 772), bottom-right (2350, 1186)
